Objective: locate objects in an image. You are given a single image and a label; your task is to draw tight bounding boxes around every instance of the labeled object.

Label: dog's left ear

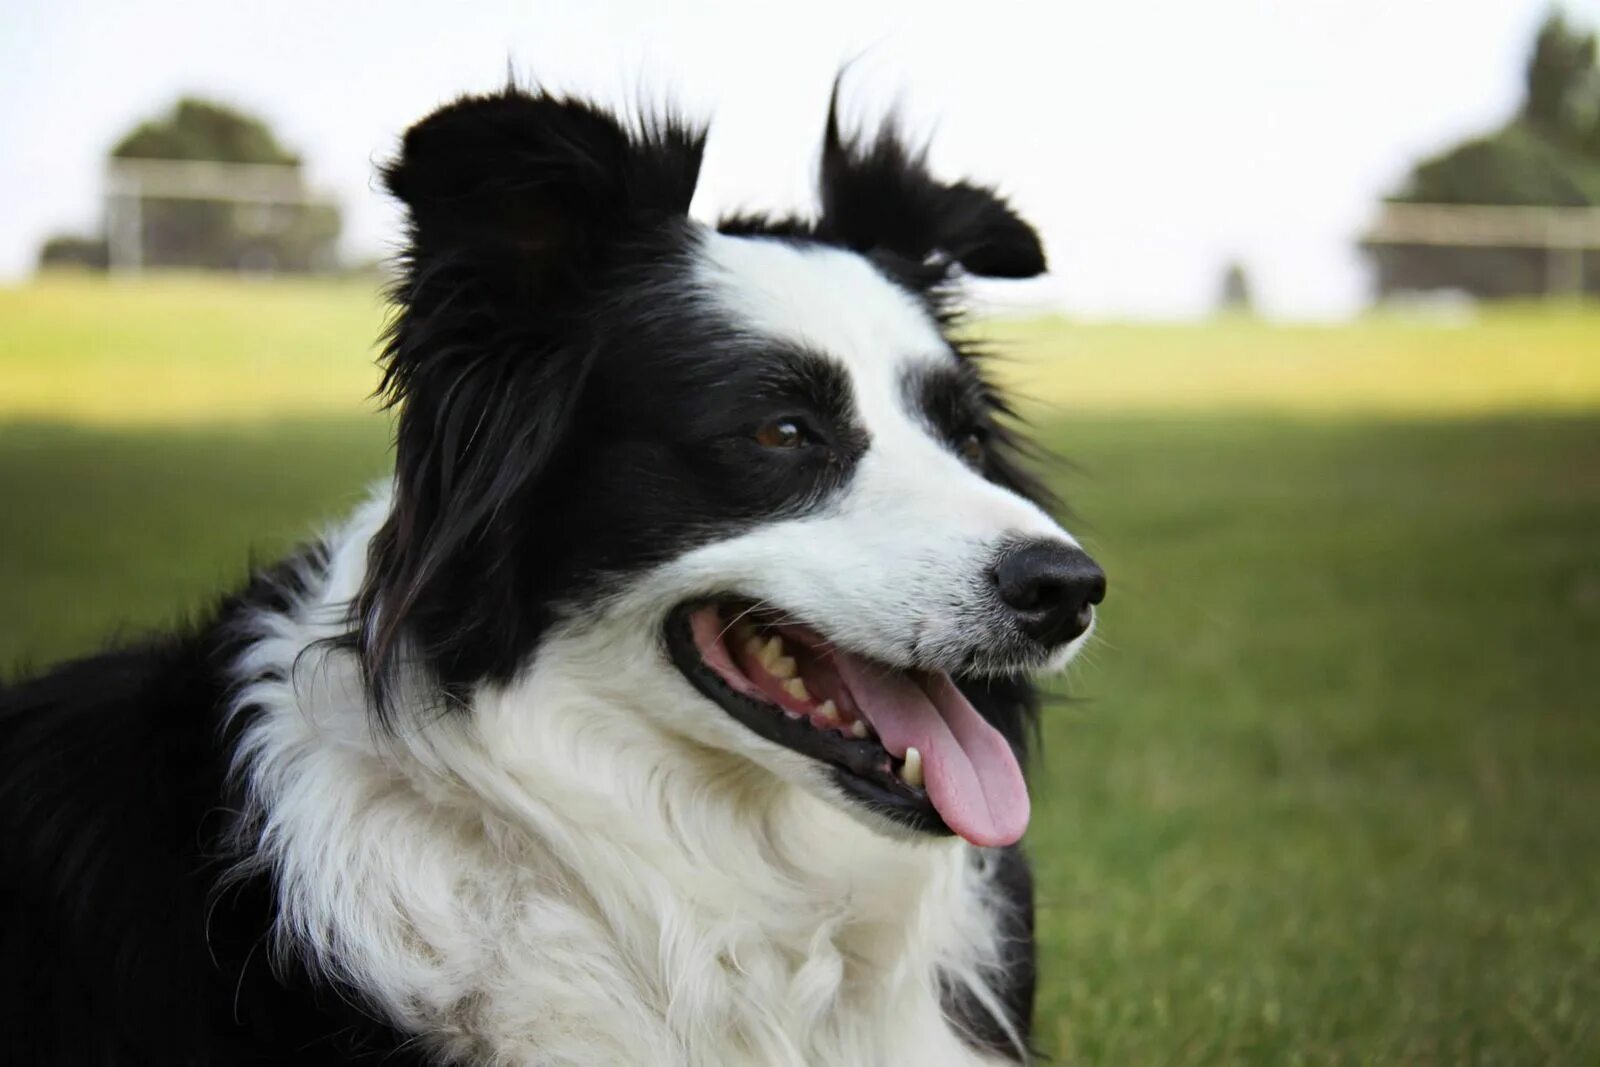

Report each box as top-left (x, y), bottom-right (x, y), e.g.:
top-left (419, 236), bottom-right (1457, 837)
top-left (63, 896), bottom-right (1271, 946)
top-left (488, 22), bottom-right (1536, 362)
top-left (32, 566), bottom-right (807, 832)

top-left (816, 88), bottom-right (1045, 279)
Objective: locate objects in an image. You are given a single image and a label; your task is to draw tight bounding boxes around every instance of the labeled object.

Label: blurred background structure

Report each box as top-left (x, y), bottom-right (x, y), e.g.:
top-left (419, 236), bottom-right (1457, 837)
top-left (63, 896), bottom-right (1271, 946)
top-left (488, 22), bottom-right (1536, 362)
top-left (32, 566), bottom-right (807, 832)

top-left (40, 99), bottom-right (341, 275)
top-left (1363, 12), bottom-right (1600, 299)
top-left (2, 2), bottom-right (1597, 1064)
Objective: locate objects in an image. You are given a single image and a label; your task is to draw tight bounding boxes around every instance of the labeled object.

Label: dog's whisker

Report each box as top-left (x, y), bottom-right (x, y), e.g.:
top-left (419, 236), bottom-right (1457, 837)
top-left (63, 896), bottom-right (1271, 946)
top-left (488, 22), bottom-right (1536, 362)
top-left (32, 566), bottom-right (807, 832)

top-left (714, 600), bottom-right (773, 644)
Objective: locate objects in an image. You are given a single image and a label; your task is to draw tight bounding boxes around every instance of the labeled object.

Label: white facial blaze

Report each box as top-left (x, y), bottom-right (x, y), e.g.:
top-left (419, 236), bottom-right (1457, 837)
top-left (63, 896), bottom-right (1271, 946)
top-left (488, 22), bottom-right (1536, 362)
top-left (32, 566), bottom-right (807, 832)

top-left (674, 230), bottom-right (1078, 667)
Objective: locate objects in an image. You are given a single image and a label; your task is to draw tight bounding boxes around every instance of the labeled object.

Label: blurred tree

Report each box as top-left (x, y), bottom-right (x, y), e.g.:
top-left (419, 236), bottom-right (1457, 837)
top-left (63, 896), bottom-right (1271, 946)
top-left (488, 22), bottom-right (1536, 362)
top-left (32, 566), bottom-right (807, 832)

top-left (1523, 12), bottom-right (1600, 152)
top-left (1216, 259), bottom-right (1255, 314)
top-left (38, 98), bottom-right (340, 273)
top-left (112, 98), bottom-right (302, 166)
top-left (1366, 11), bottom-right (1600, 299)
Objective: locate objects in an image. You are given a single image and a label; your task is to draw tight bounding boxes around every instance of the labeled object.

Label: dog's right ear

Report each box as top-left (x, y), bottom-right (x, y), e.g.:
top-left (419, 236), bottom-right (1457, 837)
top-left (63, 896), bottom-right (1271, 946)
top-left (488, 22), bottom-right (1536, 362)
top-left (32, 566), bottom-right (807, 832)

top-left (358, 90), bottom-right (706, 723)
top-left (383, 89), bottom-right (705, 317)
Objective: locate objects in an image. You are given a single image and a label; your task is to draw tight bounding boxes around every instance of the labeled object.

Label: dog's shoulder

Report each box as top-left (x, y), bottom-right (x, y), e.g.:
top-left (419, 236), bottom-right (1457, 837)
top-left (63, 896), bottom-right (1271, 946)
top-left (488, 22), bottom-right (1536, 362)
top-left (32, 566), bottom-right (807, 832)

top-left (0, 556), bottom-right (427, 1065)
top-left (0, 620), bottom-right (237, 1059)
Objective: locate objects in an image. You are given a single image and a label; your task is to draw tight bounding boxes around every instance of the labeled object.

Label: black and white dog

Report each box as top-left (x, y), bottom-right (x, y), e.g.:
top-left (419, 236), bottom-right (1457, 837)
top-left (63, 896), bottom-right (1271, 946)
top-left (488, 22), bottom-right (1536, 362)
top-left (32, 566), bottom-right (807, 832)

top-left (0, 85), bottom-right (1105, 1065)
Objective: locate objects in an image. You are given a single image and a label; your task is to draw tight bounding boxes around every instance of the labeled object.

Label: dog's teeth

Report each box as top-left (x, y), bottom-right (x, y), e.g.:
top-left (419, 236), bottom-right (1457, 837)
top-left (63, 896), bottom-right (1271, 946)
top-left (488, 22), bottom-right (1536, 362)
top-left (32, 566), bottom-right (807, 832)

top-left (849, 720), bottom-right (869, 739)
top-left (743, 636), bottom-right (765, 660)
top-left (758, 635), bottom-right (785, 669)
top-left (783, 678), bottom-right (810, 703)
top-left (900, 747), bottom-right (924, 789)
top-left (769, 655), bottom-right (797, 680)
top-left (816, 699), bottom-right (839, 723)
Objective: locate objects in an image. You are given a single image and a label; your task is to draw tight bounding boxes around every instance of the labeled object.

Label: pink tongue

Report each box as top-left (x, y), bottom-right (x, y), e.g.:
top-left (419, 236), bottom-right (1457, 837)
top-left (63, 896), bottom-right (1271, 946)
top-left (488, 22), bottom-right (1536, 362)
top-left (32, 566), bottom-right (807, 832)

top-left (833, 655), bottom-right (1030, 848)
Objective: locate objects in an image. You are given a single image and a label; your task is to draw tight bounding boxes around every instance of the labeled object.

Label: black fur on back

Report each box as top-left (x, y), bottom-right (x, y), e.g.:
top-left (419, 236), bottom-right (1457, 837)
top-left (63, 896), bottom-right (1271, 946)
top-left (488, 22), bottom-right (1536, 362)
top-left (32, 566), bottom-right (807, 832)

top-left (0, 552), bottom-right (423, 1064)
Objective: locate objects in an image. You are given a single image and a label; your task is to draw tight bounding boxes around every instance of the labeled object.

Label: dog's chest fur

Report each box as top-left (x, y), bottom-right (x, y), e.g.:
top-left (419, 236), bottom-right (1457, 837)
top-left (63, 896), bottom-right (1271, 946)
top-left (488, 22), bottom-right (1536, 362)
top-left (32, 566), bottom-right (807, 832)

top-left (225, 502), bottom-right (1022, 1066)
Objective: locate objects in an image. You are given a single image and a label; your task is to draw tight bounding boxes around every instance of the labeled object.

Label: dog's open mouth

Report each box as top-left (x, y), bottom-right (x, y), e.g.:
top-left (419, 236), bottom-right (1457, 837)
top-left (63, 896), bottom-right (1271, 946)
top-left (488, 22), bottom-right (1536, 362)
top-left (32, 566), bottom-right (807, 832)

top-left (664, 599), bottom-right (1029, 848)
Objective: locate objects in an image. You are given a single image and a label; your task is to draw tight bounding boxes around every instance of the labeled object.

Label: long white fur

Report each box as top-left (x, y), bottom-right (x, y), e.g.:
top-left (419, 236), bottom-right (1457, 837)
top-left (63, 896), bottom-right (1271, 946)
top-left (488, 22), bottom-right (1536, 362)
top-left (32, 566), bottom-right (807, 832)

top-left (226, 230), bottom-right (1086, 1065)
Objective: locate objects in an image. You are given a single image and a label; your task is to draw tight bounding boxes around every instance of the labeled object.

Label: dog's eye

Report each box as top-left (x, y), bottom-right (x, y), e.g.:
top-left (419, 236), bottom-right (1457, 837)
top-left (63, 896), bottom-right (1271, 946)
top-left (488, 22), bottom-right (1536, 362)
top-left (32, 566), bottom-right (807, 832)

top-left (754, 417), bottom-right (810, 450)
top-left (956, 428), bottom-right (987, 467)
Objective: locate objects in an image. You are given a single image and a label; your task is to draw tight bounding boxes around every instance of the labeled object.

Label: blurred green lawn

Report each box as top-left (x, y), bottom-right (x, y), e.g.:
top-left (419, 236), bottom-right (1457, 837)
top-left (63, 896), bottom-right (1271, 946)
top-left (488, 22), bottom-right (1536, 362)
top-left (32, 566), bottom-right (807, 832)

top-left (2, 277), bottom-right (1597, 1064)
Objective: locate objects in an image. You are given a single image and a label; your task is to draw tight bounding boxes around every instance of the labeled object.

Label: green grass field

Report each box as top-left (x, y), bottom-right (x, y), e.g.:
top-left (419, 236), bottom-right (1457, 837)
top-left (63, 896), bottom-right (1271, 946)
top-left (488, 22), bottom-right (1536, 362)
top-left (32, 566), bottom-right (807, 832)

top-left (3, 276), bottom-right (1597, 1064)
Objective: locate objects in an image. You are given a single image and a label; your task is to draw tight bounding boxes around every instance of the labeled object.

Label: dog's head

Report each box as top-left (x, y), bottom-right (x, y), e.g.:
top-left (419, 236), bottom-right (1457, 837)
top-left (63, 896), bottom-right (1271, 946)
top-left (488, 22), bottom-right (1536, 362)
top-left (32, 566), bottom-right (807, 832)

top-left (360, 86), bottom-right (1104, 848)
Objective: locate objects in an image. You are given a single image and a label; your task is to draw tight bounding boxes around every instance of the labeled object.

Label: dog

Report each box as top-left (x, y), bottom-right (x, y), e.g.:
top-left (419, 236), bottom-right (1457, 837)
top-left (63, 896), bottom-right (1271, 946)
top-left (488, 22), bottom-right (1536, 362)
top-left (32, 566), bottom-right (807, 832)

top-left (0, 83), bottom-right (1105, 1065)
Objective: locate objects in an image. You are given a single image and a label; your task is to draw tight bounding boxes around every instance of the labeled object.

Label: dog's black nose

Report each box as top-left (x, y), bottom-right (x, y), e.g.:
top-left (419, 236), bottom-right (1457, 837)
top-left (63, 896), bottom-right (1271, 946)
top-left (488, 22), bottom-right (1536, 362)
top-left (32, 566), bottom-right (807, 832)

top-left (991, 541), bottom-right (1106, 646)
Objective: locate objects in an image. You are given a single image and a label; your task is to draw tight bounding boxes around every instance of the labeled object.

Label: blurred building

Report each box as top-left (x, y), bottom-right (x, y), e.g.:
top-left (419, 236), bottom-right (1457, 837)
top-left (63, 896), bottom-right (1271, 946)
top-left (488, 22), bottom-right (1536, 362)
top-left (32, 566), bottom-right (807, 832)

top-left (1361, 13), bottom-right (1600, 301)
top-left (39, 98), bottom-right (341, 275)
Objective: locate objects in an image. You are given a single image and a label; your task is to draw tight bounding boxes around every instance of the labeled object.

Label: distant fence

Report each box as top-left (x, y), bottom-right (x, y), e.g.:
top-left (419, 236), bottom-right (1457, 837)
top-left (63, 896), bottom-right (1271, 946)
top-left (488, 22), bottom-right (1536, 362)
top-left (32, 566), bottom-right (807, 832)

top-left (103, 158), bottom-right (338, 274)
top-left (1363, 202), bottom-right (1600, 296)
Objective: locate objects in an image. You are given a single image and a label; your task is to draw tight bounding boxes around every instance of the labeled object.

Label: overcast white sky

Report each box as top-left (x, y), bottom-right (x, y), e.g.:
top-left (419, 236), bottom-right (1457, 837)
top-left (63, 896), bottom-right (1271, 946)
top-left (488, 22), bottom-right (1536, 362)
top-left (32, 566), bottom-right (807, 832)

top-left (2, 0), bottom-right (1595, 317)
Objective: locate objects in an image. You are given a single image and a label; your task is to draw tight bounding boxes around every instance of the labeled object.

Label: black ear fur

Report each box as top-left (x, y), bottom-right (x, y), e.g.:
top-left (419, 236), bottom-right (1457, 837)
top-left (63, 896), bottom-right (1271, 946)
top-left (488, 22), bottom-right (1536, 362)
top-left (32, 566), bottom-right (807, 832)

top-left (357, 89), bottom-right (706, 722)
top-left (383, 90), bottom-right (704, 310)
top-left (817, 85), bottom-right (1046, 280)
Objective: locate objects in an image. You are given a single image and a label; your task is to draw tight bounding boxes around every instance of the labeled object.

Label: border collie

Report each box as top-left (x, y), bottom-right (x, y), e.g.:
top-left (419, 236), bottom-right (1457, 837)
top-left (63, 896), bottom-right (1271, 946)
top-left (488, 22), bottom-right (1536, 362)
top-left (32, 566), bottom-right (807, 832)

top-left (0, 83), bottom-right (1105, 1065)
